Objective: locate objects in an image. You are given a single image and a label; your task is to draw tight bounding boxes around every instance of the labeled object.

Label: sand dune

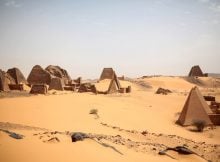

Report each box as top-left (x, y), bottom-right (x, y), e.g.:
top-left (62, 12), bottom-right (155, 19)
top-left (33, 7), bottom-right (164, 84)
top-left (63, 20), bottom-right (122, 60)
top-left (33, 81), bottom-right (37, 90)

top-left (0, 76), bottom-right (219, 162)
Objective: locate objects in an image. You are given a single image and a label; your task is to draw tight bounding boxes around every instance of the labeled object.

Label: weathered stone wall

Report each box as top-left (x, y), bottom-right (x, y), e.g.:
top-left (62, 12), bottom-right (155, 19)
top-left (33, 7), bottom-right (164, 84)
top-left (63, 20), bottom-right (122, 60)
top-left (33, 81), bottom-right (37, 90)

top-left (30, 84), bottom-right (48, 94)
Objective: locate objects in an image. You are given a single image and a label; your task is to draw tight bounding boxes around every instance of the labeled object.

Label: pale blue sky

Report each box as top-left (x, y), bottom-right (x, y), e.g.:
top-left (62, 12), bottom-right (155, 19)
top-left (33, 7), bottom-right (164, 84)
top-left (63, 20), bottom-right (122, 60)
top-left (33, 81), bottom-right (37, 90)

top-left (0, 0), bottom-right (219, 78)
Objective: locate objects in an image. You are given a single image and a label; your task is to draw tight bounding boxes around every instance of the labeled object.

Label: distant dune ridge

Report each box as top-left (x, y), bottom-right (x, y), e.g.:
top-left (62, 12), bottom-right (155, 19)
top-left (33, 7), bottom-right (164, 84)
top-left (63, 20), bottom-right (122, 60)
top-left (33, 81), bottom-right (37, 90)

top-left (0, 64), bottom-right (219, 92)
top-left (0, 65), bottom-right (220, 162)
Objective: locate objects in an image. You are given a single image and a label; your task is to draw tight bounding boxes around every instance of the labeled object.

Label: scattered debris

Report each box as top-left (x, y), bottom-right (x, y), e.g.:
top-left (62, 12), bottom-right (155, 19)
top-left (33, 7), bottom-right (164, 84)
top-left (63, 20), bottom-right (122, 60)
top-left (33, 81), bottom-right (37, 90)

top-left (0, 129), bottom-right (24, 139)
top-left (159, 146), bottom-right (209, 161)
top-left (71, 132), bottom-right (89, 142)
top-left (141, 130), bottom-right (148, 136)
top-left (204, 96), bottom-right (215, 101)
top-left (89, 109), bottom-right (99, 119)
top-left (78, 83), bottom-right (97, 93)
top-left (166, 146), bottom-right (194, 154)
top-left (46, 137), bottom-right (60, 143)
top-left (155, 87), bottom-right (172, 95)
top-left (158, 150), bottom-right (176, 159)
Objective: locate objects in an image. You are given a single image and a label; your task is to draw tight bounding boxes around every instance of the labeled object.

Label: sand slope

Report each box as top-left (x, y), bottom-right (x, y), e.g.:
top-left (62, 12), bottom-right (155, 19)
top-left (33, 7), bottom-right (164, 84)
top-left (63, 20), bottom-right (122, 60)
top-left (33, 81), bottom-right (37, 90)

top-left (0, 76), bottom-right (219, 162)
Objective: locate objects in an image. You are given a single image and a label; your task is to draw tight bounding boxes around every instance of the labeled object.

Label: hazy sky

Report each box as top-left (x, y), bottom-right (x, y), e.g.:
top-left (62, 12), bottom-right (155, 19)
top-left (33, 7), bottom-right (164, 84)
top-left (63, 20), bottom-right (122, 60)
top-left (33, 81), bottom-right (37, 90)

top-left (0, 0), bottom-right (219, 78)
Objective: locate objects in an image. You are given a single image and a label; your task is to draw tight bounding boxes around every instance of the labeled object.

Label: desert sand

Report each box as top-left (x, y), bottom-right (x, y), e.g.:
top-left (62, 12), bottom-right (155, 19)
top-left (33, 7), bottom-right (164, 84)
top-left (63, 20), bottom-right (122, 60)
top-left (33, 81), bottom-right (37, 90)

top-left (0, 76), bottom-right (220, 162)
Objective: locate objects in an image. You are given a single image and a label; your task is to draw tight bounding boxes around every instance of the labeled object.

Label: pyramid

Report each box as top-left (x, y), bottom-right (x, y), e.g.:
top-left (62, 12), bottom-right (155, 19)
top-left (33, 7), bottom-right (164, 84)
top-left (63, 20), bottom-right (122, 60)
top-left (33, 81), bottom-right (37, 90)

top-left (177, 86), bottom-right (213, 126)
top-left (108, 79), bottom-right (119, 93)
top-left (0, 70), bottom-right (10, 91)
top-left (100, 68), bottom-right (115, 80)
top-left (0, 69), bottom-right (15, 91)
top-left (7, 67), bottom-right (27, 84)
top-left (188, 65), bottom-right (204, 77)
top-left (107, 73), bottom-right (121, 94)
top-left (27, 65), bottom-right (52, 85)
top-left (45, 65), bottom-right (71, 83)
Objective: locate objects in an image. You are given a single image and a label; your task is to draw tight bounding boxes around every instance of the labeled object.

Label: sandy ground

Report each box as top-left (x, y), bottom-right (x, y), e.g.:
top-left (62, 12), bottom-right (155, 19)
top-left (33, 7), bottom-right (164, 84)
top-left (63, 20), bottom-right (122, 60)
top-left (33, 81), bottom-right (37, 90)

top-left (0, 76), bottom-right (219, 162)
